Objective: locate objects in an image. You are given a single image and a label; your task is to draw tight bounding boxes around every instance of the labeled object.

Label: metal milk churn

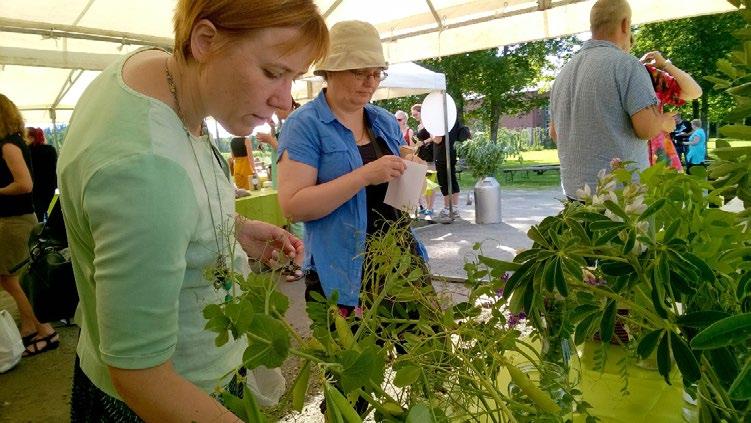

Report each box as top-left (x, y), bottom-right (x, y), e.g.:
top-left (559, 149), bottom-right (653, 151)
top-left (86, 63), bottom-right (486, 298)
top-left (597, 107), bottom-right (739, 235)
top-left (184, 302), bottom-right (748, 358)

top-left (474, 176), bottom-right (502, 224)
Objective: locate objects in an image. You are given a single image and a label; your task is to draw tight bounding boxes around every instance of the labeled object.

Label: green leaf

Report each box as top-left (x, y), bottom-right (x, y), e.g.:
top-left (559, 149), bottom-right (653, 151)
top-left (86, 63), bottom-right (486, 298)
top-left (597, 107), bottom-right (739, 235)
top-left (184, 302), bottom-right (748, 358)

top-left (657, 331), bottom-right (672, 385)
top-left (650, 278), bottom-right (668, 319)
top-left (575, 313), bottom-right (598, 345)
top-left (720, 124), bottom-right (751, 140)
top-left (542, 257), bottom-right (557, 292)
top-left (622, 228), bottom-right (636, 255)
top-left (553, 259), bottom-right (569, 297)
top-left (676, 311), bottom-right (731, 328)
top-left (682, 253), bottom-right (715, 283)
top-left (638, 198), bottom-right (666, 221)
top-left (527, 226), bottom-right (551, 249)
top-left (600, 261), bottom-right (634, 276)
top-left (394, 365), bottom-right (422, 388)
top-left (663, 219), bottom-right (682, 243)
top-left (502, 260), bottom-right (536, 300)
top-left (670, 335), bottom-right (700, 384)
top-left (478, 255), bottom-right (521, 271)
top-left (565, 218), bottom-right (591, 243)
top-left (339, 345), bottom-right (386, 394)
top-left (690, 313), bottom-right (751, 350)
top-left (737, 271), bottom-right (751, 300)
top-left (637, 329), bottom-right (663, 359)
top-left (220, 391), bottom-right (249, 422)
top-left (589, 220), bottom-right (625, 231)
top-left (242, 314), bottom-right (291, 369)
top-left (291, 360), bottom-right (311, 412)
top-left (728, 81), bottom-right (751, 96)
top-left (406, 403), bottom-right (437, 423)
top-left (728, 359), bottom-right (751, 400)
top-left (570, 304), bottom-right (601, 324)
top-left (604, 200), bottom-right (629, 221)
top-left (215, 330), bottom-right (229, 347)
top-left (599, 300), bottom-right (617, 344)
top-left (708, 347), bottom-right (740, 385)
top-left (203, 303), bottom-right (223, 319)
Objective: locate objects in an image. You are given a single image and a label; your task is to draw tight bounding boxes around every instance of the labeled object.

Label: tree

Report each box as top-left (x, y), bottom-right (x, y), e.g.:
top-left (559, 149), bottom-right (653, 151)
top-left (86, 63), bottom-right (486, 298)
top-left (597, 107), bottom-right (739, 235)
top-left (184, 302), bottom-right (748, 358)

top-left (632, 11), bottom-right (745, 125)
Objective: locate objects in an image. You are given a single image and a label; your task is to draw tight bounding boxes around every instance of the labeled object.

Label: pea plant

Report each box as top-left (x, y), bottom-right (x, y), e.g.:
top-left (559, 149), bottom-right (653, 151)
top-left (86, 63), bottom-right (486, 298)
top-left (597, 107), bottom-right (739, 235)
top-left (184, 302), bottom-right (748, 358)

top-left (202, 222), bottom-right (591, 422)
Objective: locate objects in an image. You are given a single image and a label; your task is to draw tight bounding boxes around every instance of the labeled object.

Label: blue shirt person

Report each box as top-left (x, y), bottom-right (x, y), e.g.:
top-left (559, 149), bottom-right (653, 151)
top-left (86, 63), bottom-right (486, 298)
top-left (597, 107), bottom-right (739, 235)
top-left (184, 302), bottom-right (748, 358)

top-left (685, 119), bottom-right (707, 165)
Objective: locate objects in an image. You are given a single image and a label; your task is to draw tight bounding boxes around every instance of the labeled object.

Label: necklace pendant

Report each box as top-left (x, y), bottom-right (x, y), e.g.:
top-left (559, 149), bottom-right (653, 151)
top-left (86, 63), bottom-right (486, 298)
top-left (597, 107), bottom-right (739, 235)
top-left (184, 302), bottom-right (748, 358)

top-left (212, 255), bottom-right (231, 291)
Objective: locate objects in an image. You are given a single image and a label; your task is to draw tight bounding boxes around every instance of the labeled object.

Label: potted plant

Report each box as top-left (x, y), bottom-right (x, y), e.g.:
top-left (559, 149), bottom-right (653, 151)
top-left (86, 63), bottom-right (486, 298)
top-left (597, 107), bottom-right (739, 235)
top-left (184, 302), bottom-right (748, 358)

top-left (457, 132), bottom-right (507, 224)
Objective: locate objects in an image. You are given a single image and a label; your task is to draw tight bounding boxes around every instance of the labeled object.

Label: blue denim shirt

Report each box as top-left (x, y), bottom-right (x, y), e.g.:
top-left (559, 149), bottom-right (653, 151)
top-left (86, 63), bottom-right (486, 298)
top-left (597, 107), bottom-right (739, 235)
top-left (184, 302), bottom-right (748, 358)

top-left (278, 90), bottom-right (428, 306)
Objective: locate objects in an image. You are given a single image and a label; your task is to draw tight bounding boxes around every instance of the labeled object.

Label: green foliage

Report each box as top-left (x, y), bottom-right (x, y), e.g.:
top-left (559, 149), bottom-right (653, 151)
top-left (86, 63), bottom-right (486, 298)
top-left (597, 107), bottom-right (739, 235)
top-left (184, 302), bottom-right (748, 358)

top-left (202, 217), bottom-right (593, 421)
top-left (479, 158), bottom-right (751, 421)
top-left (456, 132), bottom-right (506, 179)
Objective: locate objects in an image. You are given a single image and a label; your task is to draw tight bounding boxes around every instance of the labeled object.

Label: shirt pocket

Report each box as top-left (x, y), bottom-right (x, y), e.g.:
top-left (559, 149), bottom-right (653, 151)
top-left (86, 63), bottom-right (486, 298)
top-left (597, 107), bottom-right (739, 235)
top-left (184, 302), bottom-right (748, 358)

top-left (318, 138), bottom-right (353, 183)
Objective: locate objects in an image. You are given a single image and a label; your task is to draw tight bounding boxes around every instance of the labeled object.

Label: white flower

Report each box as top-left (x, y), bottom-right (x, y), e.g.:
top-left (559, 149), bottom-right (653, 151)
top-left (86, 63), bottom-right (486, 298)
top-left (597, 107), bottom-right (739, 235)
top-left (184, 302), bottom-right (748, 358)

top-left (625, 196), bottom-right (647, 215)
top-left (576, 184), bottom-right (592, 200)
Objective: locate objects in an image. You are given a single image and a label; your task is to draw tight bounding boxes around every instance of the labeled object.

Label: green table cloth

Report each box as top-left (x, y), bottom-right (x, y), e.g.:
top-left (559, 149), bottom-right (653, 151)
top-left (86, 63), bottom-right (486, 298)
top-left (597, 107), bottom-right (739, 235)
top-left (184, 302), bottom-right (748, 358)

top-left (234, 188), bottom-right (285, 227)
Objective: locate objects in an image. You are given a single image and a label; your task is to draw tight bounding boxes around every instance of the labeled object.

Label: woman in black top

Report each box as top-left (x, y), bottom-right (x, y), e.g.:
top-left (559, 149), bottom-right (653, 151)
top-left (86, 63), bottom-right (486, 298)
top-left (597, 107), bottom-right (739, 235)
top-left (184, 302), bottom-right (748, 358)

top-left (0, 95), bottom-right (59, 356)
top-left (26, 127), bottom-right (58, 222)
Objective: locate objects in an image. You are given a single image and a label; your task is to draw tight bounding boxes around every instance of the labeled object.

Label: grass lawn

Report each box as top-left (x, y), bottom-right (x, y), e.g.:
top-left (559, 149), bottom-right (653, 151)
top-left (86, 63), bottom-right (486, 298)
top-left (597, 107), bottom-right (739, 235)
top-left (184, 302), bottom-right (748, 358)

top-left (458, 148), bottom-right (562, 190)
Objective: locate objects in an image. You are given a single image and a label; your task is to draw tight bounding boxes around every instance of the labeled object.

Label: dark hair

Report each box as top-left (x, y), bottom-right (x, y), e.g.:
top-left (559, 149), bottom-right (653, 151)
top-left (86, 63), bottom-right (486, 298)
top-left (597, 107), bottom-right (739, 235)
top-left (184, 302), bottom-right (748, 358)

top-left (230, 137), bottom-right (248, 157)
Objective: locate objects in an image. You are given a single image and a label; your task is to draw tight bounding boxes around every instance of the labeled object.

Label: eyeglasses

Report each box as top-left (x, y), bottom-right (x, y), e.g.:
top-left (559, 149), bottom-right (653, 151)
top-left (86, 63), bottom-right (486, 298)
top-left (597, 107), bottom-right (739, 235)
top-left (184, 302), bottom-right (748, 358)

top-left (349, 69), bottom-right (388, 81)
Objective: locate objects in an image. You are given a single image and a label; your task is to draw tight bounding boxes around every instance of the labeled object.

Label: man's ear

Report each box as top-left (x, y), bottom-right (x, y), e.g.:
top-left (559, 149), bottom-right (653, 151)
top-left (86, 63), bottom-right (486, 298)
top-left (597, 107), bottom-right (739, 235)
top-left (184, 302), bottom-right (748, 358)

top-left (620, 17), bottom-right (630, 36)
top-left (190, 19), bottom-right (219, 64)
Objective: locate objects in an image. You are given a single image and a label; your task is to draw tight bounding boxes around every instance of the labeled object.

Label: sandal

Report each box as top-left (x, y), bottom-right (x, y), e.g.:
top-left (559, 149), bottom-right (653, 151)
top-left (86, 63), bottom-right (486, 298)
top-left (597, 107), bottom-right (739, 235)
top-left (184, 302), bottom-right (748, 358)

top-left (21, 332), bottom-right (38, 347)
top-left (23, 331), bottom-right (60, 357)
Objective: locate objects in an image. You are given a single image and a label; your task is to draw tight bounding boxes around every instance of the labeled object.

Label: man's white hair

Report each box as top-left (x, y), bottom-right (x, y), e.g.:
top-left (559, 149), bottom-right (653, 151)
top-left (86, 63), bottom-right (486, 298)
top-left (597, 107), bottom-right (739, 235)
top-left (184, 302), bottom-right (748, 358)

top-left (590, 0), bottom-right (631, 35)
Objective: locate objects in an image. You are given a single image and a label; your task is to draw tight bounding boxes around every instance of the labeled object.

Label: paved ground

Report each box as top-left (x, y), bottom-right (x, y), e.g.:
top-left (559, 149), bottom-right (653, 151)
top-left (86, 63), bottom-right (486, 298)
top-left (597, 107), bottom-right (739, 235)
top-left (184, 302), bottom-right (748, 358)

top-left (0, 186), bottom-right (564, 422)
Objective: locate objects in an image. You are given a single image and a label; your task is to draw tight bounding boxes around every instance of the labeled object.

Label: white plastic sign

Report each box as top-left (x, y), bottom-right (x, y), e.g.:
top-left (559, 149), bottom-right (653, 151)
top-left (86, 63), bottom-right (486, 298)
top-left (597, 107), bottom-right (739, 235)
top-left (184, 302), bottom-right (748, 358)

top-left (421, 91), bottom-right (457, 136)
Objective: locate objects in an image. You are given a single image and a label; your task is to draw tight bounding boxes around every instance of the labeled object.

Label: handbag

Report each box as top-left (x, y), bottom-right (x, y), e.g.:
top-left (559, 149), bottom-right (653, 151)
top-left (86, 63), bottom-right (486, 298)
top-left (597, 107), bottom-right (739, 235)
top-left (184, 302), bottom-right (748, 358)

top-left (0, 309), bottom-right (23, 373)
top-left (19, 197), bottom-right (78, 323)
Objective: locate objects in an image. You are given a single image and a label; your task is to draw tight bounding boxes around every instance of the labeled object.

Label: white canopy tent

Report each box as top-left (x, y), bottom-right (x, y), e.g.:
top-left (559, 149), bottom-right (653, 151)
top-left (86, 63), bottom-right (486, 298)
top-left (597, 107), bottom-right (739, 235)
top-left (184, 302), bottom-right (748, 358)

top-left (291, 61), bottom-right (447, 103)
top-left (0, 0), bottom-right (739, 123)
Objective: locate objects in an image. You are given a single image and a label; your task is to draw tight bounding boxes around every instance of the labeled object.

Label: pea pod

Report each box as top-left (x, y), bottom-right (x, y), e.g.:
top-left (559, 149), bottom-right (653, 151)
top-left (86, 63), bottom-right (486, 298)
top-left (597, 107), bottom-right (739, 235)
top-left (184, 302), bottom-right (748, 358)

top-left (325, 382), bottom-right (363, 423)
top-left (380, 401), bottom-right (404, 416)
top-left (333, 309), bottom-right (357, 350)
top-left (291, 360), bottom-right (310, 412)
top-left (503, 360), bottom-right (561, 414)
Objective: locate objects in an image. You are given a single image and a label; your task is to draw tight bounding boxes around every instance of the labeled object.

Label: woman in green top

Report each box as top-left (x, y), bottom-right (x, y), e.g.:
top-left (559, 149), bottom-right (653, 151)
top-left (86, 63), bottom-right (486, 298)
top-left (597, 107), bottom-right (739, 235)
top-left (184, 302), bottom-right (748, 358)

top-left (58, 1), bottom-right (328, 421)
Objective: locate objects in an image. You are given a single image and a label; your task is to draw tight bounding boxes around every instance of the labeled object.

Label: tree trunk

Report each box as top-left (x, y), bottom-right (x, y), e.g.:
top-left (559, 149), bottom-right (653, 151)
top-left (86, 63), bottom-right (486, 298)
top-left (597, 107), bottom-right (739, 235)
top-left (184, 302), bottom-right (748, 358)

top-left (700, 91), bottom-right (710, 128)
top-left (489, 99), bottom-right (502, 142)
top-left (692, 99), bottom-right (700, 120)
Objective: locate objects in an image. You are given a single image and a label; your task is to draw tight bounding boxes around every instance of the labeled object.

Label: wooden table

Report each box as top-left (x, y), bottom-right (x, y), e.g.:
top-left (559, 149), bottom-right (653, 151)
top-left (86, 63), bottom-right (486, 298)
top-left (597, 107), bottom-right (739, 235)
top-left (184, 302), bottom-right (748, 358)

top-left (234, 188), bottom-right (285, 227)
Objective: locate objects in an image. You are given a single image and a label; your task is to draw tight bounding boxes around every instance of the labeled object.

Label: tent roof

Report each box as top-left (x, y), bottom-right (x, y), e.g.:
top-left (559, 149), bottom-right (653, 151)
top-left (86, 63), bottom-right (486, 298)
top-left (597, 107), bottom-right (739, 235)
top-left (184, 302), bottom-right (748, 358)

top-left (0, 0), bottom-right (738, 123)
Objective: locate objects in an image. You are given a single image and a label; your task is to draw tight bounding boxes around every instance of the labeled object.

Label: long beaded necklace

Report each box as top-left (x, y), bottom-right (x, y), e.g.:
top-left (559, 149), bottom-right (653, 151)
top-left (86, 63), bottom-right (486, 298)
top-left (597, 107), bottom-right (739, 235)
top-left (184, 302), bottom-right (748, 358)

top-left (165, 58), bottom-right (232, 299)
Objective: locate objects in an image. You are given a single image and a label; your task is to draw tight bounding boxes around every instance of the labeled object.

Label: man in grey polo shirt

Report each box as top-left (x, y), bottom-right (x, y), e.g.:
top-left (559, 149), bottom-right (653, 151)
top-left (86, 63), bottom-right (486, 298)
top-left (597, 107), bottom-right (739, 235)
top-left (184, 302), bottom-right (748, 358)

top-left (550, 0), bottom-right (676, 200)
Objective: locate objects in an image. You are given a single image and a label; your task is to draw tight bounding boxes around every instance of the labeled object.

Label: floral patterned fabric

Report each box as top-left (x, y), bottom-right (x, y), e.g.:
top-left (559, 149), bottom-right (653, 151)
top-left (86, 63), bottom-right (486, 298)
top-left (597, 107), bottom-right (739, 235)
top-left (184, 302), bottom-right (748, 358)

top-left (645, 65), bottom-right (685, 171)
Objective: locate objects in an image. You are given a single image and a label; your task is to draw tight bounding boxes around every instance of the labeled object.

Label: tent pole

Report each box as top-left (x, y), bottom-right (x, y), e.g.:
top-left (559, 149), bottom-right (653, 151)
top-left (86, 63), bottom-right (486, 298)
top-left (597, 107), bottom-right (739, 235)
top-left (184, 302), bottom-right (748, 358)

top-left (442, 90), bottom-right (453, 222)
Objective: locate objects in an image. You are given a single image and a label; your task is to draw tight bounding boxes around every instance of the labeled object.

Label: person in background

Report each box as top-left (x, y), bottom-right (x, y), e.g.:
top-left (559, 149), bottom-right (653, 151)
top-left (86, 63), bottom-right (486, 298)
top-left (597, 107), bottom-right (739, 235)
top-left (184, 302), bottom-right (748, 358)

top-left (684, 119), bottom-right (707, 175)
top-left (411, 103), bottom-right (436, 216)
top-left (549, 0), bottom-right (676, 201)
top-left (670, 113), bottom-right (692, 165)
top-left (639, 51), bottom-right (702, 171)
top-left (394, 110), bottom-right (414, 146)
top-left (0, 95), bottom-right (59, 357)
top-left (57, 1), bottom-right (327, 421)
top-left (228, 136), bottom-right (255, 190)
top-left (256, 100), bottom-right (301, 189)
top-left (433, 120), bottom-right (464, 222)
top-left (26, 127), bottom-right (58, 221)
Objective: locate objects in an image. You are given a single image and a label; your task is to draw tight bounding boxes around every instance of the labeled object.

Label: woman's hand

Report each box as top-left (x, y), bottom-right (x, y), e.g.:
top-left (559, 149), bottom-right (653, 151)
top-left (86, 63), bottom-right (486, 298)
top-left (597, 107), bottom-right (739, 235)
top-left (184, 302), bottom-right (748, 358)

top-left (235, 216), bottom-right (304, 276)
top-left (640, 51), bottom-right (669, 68)
top-left (402, 153), bottom-right (425, 165)
top-left (255, 132), bottom-right (278, 150)
top-left (358, 155), bottom-right (406, 186)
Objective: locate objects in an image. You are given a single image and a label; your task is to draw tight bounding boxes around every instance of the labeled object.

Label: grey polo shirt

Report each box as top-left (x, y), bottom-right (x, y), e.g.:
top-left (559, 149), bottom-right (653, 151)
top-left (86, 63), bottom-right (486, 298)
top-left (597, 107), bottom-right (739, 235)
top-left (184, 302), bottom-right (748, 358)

top-left (550, 39), bottom-right (657, 198)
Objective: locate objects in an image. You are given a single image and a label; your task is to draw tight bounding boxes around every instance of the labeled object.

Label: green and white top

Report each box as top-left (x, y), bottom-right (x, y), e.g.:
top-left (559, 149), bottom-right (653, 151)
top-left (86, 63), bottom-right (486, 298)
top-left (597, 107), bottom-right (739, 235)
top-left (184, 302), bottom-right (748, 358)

top-left (58, 49), bottom-right (247, 399)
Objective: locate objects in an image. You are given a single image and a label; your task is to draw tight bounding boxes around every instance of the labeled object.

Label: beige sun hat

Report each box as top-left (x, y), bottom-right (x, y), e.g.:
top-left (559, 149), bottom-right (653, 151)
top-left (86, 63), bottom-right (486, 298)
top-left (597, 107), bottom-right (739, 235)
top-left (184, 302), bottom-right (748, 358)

top-left (313, 20), bottom-right (387, 76)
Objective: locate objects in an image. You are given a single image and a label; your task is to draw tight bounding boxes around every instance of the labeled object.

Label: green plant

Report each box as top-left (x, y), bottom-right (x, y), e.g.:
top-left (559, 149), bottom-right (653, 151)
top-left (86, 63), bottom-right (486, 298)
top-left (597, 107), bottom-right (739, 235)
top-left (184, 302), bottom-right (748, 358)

top-left (202, 220), bottom-right (593, 422)
top-left (457, 132), bottom-right (506, 180)
top-left (479, 159), bottom-right (751, 421)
